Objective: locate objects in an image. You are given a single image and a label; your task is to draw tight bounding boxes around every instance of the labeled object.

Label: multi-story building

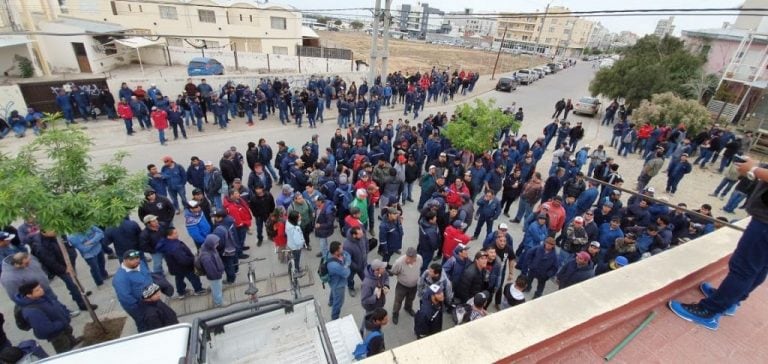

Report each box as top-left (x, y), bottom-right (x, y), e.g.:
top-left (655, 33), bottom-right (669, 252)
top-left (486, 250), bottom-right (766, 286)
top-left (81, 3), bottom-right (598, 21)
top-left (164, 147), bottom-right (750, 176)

top-left (654, 16), bottom-right (675, 38)
top-left (733, 0), bottom-right (768, 32)
top-left (586, 22), bottom-right (611, 51)
top-left (398, 2), bottom-right (443, 39)
top-left (617, 31), bottom-right (639, 46)
top-left (60, 0), bottom-right (304, 55)
top-left (495, 6), bottom-right (593, 57)
top-left (443, 9), bottom-right (497, 37)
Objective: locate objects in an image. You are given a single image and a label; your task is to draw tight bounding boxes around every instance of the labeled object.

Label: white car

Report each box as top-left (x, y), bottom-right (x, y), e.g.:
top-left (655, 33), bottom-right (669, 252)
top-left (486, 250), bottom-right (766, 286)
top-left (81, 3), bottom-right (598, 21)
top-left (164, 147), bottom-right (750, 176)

top-left (533, 67), bottom-right (546, 78)
top-left (516, 69), bottom-right (536, 85)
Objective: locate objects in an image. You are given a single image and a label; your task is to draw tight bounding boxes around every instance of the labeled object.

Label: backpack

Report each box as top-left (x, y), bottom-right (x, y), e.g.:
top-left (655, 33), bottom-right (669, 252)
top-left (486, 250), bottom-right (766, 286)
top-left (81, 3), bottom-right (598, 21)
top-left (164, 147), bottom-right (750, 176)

top-left (335, 185), bottom-right (354, 213)
top-left (266, 209), bottom-right (281, 240)
top-left (451, 303), bottom-right (472, 325)
top-left (193, 253), bottom-right (205, 276)
top-left (353, 330), bottom-right (382, 360)
top-left (622, 130), bottom-right (634, 144)
top-left (317, 254), bottom-right (331, 288)
top-left (14, 305), bottom-right (32, 331)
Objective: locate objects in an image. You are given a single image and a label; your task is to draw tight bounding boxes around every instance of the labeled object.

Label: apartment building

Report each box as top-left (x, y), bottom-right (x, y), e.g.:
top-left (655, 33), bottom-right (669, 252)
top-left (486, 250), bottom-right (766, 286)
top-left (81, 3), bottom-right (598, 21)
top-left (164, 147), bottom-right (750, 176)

top-left (495, 6), bottom-right (593, 56)
top-left (61, 0), bottom-right (304, 55)
top-left (654, 16), bottom-right (675, 38)
top-left (444, 9), bottom-right (498, 37)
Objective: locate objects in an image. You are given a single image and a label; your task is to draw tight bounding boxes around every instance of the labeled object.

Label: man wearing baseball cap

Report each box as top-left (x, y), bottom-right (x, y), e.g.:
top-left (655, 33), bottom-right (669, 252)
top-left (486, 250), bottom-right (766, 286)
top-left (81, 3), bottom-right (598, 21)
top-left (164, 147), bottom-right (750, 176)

top-left (112, 250), bottom-right (154, 332)
top-left (0, 231), bottom-right (20, 268)
top-left (556, 251), bottom-right (595, 289)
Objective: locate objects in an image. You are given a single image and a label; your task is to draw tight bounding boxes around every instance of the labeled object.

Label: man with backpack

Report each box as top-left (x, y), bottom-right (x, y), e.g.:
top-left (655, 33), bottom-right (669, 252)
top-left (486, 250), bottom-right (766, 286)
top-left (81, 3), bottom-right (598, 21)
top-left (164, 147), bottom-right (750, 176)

top-left (353, 308), bottom-right (388, 359)
top-left (325, 241), bottom-right (351, 320)
top-left (13, 281), bottom-right (81, 354)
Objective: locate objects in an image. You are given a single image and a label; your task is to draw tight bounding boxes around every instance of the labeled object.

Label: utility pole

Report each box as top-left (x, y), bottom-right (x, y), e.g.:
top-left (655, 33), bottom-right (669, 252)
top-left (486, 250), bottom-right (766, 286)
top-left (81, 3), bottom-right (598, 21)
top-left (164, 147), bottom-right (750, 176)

top-left (380, 0), bottom-right (393, 82)
top-left (491, 26), bottom-right (508, 80)
top-left (368, 0), bottom-right (381, 87)
top-left (530, 2), bottom-right (550, 67)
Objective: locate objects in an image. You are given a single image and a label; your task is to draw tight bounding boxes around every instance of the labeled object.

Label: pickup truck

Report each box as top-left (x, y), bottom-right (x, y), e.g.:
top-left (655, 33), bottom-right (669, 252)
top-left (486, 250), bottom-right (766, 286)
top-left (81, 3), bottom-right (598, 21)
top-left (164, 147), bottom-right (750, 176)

top-left (515, 69), bottom-right (536, 85)
top-left (37, 298), bottom-right (362, 364)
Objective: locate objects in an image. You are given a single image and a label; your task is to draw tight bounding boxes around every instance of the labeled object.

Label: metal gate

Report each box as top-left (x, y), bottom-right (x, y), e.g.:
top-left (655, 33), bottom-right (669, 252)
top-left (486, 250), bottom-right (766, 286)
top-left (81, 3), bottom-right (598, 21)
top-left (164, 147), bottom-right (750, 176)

top-left (18, 78), bottom-right (110, 113)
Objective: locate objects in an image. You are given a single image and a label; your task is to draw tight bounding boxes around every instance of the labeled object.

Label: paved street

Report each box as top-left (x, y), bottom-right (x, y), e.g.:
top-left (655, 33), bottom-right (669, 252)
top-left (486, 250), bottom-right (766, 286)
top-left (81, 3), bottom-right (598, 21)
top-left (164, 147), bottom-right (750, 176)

top-left (1, 62), bottom-right (746, 355)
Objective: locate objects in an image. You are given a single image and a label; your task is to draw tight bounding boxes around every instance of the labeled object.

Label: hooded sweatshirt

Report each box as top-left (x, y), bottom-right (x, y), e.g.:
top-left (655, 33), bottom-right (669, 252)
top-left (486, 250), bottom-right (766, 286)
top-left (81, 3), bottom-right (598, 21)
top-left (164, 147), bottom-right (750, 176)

top-left (156, 238), bottom-right (195, 276)
top-left (199, 235), bottom-right (225, 280)
top-left (360, 264), bottom-right (390, 312)
top-left (417, 269), bottom-right (453, 303)
top-left (343, 230), bottom-right (368, 274)
top-left (361, 312), bottom-right (385, 356)
top-left (12, 293), bottom-right (70, 340)
top-left (1, 256), bottom-right (52, 300)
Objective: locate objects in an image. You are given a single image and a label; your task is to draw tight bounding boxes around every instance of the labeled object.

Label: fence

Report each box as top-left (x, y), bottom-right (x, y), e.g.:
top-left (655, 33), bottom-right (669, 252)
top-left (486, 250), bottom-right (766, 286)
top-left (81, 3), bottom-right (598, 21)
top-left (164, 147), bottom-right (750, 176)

top-left (296, 46), bottom-right (353, 60)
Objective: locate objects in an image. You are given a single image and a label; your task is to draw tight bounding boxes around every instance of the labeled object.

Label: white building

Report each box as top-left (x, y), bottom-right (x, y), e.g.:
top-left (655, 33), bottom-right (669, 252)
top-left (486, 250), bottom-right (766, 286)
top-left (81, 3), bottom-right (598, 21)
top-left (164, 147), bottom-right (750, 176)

top-left (654, 16), bottom-right (675, 38)
top-left (443, 9), bottom-right (497, 37)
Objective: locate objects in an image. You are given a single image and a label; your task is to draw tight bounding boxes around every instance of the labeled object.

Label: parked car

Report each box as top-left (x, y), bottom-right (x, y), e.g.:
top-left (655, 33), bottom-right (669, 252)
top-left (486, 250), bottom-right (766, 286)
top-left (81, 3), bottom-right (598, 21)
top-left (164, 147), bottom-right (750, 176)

top-left (546, 63), bottom-right (559, 73)
top-left (187, 57), bottom-right (224, 76)
top-left (533, 67), bottom-right (546, 78)
top-left (573, 97), bottom-right (602, 117)
top-left (542, 66), bottom-right (553, 74)
top-left (516, 69), bottom-right (536, 85)
top-left (495, 77), bottom-right (518, 92)
top-left (599, 58), bottom-right (615, 69)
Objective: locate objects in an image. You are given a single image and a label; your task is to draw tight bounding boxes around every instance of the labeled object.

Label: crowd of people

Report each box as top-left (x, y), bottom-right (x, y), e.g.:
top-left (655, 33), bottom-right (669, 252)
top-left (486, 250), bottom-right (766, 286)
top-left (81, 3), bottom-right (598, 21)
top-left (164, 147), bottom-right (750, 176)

top-left (0, 63), bottom-right (754, 359)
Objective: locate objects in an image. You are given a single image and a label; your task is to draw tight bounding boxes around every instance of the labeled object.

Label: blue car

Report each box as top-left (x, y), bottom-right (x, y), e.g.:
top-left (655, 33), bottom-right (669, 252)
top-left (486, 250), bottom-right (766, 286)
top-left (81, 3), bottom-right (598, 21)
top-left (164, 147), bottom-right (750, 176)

top-left (187, 57), bottom-right (224, 76)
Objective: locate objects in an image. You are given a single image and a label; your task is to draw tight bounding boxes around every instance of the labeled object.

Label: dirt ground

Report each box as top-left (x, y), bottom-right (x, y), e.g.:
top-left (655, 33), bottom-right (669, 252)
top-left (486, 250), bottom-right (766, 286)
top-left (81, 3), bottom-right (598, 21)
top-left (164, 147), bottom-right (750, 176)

top-left (317, 30), bottom-right (540, 75)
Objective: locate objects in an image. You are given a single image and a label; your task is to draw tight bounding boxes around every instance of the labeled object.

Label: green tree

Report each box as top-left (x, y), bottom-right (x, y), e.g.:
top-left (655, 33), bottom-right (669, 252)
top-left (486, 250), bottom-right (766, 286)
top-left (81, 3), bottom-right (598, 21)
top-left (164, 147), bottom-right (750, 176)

top-left (589, 35), bottom-right (705, 107)
top-left (0, 113), bottom-right (145, 336)
top-left (632, 92), bottom-right (712, 134)
top-left (350, 20), bottom-right (364, 30)
top-left (683, 70), bottom-right (719, 104)
top-left (334, 19), bottom-right (342, 26)
top-left (443, 99), bottom-right (520, 155)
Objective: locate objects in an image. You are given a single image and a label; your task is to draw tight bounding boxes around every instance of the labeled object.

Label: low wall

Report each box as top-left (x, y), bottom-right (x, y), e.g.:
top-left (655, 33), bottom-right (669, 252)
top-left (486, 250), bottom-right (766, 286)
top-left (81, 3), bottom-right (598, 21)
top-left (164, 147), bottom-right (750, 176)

top-left (0, 84), bottom-right (28, 117)
top-left (364, 219), bottom-right (747, 363)
top-left (140, 46), bottom-right (359, 75)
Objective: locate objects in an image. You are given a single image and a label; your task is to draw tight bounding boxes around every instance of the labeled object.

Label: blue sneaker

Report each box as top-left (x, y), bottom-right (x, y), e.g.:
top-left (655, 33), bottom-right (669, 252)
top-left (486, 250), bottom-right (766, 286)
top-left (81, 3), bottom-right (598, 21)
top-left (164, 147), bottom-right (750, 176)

top-left (699, 282), bottom-right (740, 316)
top-left (668, 300), bottom-right (720, 331)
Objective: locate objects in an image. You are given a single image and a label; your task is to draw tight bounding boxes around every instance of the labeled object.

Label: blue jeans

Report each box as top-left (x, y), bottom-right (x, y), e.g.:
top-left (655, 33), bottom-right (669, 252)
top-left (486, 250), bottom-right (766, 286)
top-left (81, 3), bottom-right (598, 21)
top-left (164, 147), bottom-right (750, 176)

top-left (158, 129), bottom-right (166, 145)
top-left (714, 179), bottom-right (736, 197)
top-left (619, 142), bottom-right (632, 157)
top-left (174, 271), bottom-right (203, 295)
top-left (122, 118), bottom-right (134, 134)
top-left (235, 226), bottom-right (248, 256)
top-left (695, 149), bottom-right (713, 167)
top-left (317, 237), bottom-right (329, 257)
top-left (62, 108), bottom-right (74, 124)
top-left (610, 135), bottom-right (621, 148)
top-left (558, 249), bottom-right (573, 269)
top-left (212, 195), bottom-right (222, 209)
top-left (183, 110), bottom-right (192, 126)
top-left (700, 218), bottom-right (768, 313)
top-left (265, 163), bottom-right (278, 180)
top-left (209, 278), bottom-right (223, 305)
top-left (291, 249), bottom-right (302, 272)
top-left (255, 216), bottom-right (266, 241)
top-left (222, 255), bottom-right (237, 283)
top-left (308, 114), bottom-right (316, 128)
top-left (666, 175), bottom-right (683, 193)
top-left (723, 191), bottom-right (747, 213)
top-left (167, 185), bottom-right (187, 211)
top-left (85, 253), bottom-right (107, 286)
top-left (515, 199), bottom-right (533, 223)
top-left (402, 182), bottom-right (413, 203)
top-left (295, 114), bottom-right (303, 127)
top-left (229, 103), bottom-right (237, 118)
top-left (330, 285), bottom-right (346, 320)
top-left (245, 109), bottom-right (253, 123)
top-left (473, 217), bottom-right (494, 239)
top-left (317, 104), bottom-right (324, 122)
top-left (151, 252), bottom-right (165, 274)
top-left (718, 155), bottom-right (733, 173)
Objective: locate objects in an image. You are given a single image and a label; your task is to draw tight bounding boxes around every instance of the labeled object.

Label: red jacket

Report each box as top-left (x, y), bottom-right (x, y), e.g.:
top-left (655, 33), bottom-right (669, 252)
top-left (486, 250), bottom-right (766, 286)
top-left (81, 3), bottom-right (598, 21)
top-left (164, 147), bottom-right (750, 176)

top-left (538, 201), bottom-right (566, 232)
top-left (443, 225), bottom-right (470, 259)
top-left (151, 110), bottom-right (168, 130)
top-left (117, 103), bottom-right (133, 119)
top-left (447, 183), bottom-right (470, 208)
top-left (223, 197), bottom-right (252, 228)
top-left (637, 124), bottom-right (653, 139)
top-left (354, 179), bottom-right (380, 204)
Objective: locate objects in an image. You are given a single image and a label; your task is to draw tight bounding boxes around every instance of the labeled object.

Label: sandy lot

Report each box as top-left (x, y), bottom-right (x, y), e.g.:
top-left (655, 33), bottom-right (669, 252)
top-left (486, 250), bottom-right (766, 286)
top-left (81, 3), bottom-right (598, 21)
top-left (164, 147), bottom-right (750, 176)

top-left (317, 30), bottom-right (541, 75)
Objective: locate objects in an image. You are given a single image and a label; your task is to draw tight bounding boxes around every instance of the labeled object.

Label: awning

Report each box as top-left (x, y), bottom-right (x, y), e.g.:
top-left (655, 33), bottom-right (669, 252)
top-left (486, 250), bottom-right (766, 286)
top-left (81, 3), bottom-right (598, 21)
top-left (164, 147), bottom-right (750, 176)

top-left (302, 26), bottom-right (319, 39)
top-left (0, 36), bottom-right (31, 48)
top-left (111, 37), bottom-right (163, 49)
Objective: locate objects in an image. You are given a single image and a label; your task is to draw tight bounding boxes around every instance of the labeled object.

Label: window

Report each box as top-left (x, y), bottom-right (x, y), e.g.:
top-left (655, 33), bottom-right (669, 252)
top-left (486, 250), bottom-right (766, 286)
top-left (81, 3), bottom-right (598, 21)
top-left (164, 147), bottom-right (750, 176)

top-left (273, 46), bottom-right (288, 55)
top-left (166, 37), bottom-right (183, 47)
top-left (239, 14), bottom-right (243, 21)
top-left (199, 9), bottom-right (216, 23)
top-left (249, 14), bottom-right (253, 22)
top-left (110, 1), bottom-right (117, 15)
top-left (159, 5), bottom-right (177, 20)
top-left (206, 40), bottom-right (220, 48)
top-left (549, 27), bottom-right (555, 33)
top-left (270, 16), bottom-right (287, 30)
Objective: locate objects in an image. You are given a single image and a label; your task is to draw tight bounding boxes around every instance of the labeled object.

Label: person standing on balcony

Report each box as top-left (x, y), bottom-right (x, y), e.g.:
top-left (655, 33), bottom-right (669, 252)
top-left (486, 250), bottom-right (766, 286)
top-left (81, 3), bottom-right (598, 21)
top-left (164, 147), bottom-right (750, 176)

top-left (669, 157), bottom-right (768, 330)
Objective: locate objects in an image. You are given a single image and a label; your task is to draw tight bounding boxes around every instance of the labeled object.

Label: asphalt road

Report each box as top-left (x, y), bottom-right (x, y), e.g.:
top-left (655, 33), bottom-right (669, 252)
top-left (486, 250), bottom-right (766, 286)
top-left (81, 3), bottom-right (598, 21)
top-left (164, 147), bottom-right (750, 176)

top-left (6, 62), bottom-right (726, 355)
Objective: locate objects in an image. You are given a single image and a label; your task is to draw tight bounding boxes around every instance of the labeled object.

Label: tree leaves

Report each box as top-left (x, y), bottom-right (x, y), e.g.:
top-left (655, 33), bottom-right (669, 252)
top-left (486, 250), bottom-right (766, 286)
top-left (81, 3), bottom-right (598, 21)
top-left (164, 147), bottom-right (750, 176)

top-left (589, 35), bottom-right (705, 107)
top-left (0, 113), bottom-right (145, 234)
top-left (443, 99), bottom-right (520, 155)
top-left (633, 92), bottom-right (711, 135)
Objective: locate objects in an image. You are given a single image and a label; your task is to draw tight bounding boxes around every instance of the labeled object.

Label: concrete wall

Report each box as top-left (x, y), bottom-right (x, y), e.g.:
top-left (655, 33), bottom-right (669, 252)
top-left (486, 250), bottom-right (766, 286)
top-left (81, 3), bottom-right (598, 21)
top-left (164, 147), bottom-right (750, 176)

top-left (142, 46), bottom-right (358, 75)
top-left (106, 71), bottom-right (368, 102)
top-left (37, 21), bottom-right (131, 74)
top-left (0, 84), bottom-right (28, 118)
top-left (363, 219), bottom-right (747, 363)
top-left (0, 44), bottom-right (33, 77)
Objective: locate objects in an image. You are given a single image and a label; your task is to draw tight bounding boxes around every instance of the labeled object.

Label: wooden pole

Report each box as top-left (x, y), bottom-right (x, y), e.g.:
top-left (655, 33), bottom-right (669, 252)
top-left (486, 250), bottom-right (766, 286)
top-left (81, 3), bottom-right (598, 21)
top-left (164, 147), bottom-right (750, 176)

top-left (491, 26), bottom-right (508, 81)
top-left (56, 237), bottom-right (107, 332)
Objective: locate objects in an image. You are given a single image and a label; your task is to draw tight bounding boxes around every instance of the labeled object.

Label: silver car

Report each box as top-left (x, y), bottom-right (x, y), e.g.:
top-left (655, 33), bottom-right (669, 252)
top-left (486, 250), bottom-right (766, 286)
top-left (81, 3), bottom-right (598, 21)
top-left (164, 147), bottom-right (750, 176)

top-left (573, 97), bottom-right (602, 117)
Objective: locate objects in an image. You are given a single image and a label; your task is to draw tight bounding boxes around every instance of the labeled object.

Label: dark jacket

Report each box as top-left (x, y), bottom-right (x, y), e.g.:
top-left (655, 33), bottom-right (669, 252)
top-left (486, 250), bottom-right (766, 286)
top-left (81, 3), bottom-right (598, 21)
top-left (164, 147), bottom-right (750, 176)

top-left (139, 299), bottom-right (179, 332)
top-left (414, 290), bottom-right (444, 338)
top-left (360, 264), bottom-right (390, 312)
top-left (139, 227), bottom-right (164, 254)
top-left (13, 293), bottom-right (70, 340)
top-left (138, 196), bottom-right (175, 226)
top-left (556, 259), bottom-right (595, 289)
top-left (104, 218), bottom-right (142, 259)
top-left (417, 218), bottom-right (440, 253)
top-left (30, 235), bottom-right (67, 276)
top-left (199, 235), bottom-right (225, 280)
top-left (187, 163), bottom-right (206, 190)
top-left (314, 202), bottom-right (336, 238)
top-left (343, 231), bottom-right (368, 274)
top-left (518, 245), bottom-right (559, 279)
top-left (455, 262), bottom-right (487, 302)
top-left (219, 158), bottom-right (238, 186)
top-left (156, 238), bottom-right (195, 276)
top-left (362, 312), bottom-right (385, 356)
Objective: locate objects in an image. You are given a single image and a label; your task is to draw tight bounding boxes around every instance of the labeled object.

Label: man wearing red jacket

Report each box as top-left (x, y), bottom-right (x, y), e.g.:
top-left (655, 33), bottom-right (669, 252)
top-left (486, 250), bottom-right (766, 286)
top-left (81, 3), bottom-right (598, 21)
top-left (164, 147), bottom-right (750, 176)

top-left (446, 179), bottom-right (470, 209)
top-left (223, 188), bottom-right (252, 259)
top-left (117, 98), bottom-right (134, 135)
top-left (150, 106), bottom-right (168, 145)
top-left (442, 220), bottom-right (470, 262)
top-left (535, 196), bottom-right (566, 236)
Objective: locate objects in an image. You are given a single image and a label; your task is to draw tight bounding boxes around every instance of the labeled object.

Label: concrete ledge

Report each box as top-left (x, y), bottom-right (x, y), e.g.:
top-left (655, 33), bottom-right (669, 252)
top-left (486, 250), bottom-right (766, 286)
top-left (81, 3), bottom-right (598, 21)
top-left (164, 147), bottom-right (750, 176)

top-left (364, 219), bottom-right (748, 364)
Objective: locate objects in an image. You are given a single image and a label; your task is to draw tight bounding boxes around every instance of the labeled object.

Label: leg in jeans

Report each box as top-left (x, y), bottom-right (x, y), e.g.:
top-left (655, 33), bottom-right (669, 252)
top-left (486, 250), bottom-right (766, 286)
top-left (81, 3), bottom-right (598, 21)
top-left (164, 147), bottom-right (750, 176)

top-left (85, 256), bottom-right (104, 286)
top-left (515, 199), bottom-right (531, 221)
top-left (210, 278), bottom-right (223, 305)
top-left (174, 274), bottom-right (187, 295)
top-left (96, 251), bottom-right (108, 278)
top-left (533, 276), bottom-right (548, 298)
top-left (222, 255), bottom-right (237, 283)
top-left (318, 237), bottom-right (329, 257)
top-left (291, 249), bottom-right (302, 272)
top-left (255, 216), bottom-right (265, 241)
top-left (699, 218), bottom-right (768, 313)
top-left (724, 191), bottom-right (746, 213)
top-left (330, 285), bottom-right (345, 320)
top-left (185, 271), bottom-right (204, 292)
top-left (151, 252), bottom-right (164, 274)
top-left (58, 273), bottom-right (86, 310)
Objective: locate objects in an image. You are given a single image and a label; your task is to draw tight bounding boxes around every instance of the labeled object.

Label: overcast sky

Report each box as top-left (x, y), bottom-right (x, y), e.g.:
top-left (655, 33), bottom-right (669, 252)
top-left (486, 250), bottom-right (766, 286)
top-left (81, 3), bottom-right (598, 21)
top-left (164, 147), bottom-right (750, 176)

top-left (284, 0), bottom-right (747, 35)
